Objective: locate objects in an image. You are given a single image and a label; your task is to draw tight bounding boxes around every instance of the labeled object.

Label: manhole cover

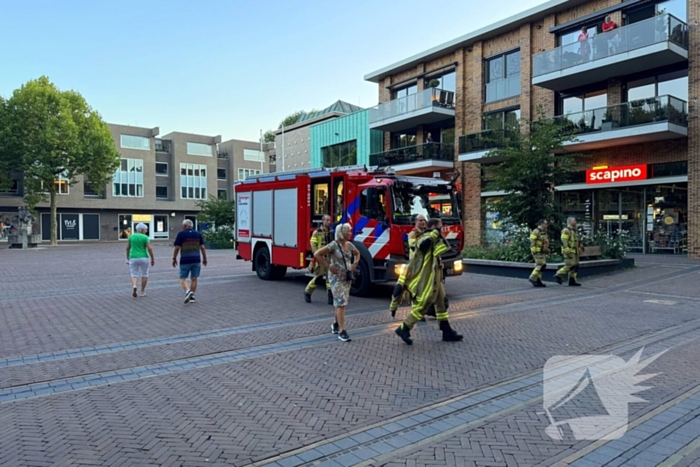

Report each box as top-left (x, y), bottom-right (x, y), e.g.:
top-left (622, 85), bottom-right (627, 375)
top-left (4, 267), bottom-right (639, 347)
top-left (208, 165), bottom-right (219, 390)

top-left (643, 299), bottom-right (677, 305)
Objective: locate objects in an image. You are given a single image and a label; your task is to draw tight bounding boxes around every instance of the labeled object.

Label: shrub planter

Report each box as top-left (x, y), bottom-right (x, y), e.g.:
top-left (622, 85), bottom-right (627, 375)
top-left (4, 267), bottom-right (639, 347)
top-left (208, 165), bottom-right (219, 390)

top-left (461, 257), bottom-right (634, 282)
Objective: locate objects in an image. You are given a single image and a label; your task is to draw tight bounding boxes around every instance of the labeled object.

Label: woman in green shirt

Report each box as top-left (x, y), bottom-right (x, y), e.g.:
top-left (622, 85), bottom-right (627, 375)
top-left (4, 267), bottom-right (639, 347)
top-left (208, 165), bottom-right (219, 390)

top-left (126, 223), bottom-right (155, 297)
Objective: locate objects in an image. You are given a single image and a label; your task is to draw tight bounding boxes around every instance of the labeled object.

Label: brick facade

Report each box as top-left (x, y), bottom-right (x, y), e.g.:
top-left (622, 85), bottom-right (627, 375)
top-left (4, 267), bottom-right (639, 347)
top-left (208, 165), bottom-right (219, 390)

top-left (370, 0), bottom-right (698, 257)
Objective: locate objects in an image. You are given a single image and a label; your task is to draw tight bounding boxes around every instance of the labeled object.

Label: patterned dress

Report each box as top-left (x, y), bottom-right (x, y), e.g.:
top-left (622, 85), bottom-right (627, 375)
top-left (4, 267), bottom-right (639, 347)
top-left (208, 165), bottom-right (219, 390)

top-left (326, 240), bottom-right (358, 307)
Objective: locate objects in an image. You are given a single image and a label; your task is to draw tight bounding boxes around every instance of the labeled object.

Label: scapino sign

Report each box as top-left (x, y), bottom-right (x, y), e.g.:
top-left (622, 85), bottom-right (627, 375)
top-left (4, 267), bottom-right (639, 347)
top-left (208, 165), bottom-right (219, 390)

top-left (586, 165), bottom-right (647, 184)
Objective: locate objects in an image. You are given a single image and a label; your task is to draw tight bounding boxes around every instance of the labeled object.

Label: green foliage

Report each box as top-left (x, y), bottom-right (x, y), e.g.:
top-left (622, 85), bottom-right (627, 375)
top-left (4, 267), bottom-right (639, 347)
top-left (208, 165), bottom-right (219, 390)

top-left (263, 130), bottom-right (276, 143)
top-left (581, 230), bottom-right (629, 259)
top-left (483, 107), bottom-right (586, 231)
top-left (0, 96), bottom-right (11, 192)
top-left (196, 195), bottom-right (235, 229)
top-left (202, 225), bottom-right (235, 249)
top-left (0, 76), bottom-right (120, 245)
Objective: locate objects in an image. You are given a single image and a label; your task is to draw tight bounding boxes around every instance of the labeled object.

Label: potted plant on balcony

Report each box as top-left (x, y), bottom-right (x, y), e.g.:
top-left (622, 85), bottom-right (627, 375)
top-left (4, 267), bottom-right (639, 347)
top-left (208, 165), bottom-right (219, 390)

top-left (428, 79), bottom-right (440, 88)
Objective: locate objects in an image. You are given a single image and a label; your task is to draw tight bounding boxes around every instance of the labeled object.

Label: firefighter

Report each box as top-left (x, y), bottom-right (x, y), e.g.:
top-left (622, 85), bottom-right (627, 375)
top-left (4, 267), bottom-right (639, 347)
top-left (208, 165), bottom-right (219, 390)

top-left (389, 214), bottom-right (427, 317)
top-left (529, 219), bottom-right (550, 288)
top-left (394, 218), bottom-right (463, 345)
top-left (304, 214), bottom-right (334, 304)
top-left (555, 216), bottom-right (583, 286)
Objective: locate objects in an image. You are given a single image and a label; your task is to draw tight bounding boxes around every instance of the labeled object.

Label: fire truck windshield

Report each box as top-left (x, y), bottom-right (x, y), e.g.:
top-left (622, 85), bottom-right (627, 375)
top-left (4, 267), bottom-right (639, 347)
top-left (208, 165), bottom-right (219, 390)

top-left (391, 185), bottom-right (460, 225)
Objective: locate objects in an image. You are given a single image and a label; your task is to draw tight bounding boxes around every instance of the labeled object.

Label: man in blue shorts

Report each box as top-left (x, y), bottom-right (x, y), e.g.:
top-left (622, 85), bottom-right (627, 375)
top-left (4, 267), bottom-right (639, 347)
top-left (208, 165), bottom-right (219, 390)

top-left (172, 219), bottom-right (208, 303)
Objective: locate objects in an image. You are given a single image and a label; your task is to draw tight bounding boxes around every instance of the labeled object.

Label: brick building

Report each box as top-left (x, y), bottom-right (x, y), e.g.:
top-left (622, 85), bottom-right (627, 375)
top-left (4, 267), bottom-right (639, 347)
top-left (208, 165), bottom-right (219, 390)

top-left (364, 0), bottom-right (697, 257)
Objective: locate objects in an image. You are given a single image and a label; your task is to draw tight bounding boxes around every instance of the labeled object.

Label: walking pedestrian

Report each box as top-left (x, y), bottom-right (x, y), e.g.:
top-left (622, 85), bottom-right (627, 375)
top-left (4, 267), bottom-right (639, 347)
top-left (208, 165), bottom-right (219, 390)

top-left (394, 218), bottom-right (463, 345)
top-left (126, 223), bottom-right (155, 297)
top-left (389, 214), bottom-right (427, 316)
top-left (314, 223), bottom-right (359, 342)
top-left (172, 219), bottom-right (207, 304)
top-left (529, 219), bottom-right (550, 287)
top-left (305, 214), bottom-right (334, 304)
top-left (555, 217), bottom-right (583, 286)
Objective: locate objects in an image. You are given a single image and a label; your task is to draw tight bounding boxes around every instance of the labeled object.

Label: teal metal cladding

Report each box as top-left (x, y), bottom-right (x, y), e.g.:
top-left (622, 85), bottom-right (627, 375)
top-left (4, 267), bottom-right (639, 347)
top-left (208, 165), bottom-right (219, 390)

top-left (310, 109), bottom-right (383, 168)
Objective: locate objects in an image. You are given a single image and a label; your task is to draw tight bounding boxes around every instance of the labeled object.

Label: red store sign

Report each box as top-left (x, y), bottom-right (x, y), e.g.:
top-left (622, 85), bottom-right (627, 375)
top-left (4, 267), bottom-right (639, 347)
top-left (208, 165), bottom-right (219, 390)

top-left (586, 165), bottom-right (648, 184)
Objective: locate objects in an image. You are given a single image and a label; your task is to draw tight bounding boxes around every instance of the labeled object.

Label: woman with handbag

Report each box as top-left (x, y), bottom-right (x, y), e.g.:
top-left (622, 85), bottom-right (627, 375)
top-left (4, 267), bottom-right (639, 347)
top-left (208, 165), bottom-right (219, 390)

top-left (314, 223), bottom-right (359, 342)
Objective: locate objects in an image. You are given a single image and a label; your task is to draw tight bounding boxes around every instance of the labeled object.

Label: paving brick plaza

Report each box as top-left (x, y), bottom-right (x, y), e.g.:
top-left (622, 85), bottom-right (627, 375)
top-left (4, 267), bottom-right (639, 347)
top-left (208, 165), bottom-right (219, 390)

top-left (1, 243), bottom-right (700, 466)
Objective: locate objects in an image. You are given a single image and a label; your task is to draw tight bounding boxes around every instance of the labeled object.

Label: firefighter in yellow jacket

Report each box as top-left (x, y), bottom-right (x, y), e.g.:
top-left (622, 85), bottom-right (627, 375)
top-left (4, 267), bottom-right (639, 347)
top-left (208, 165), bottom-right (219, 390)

top-left (305, 214), bottom-right (334, 304)
top-left (394, 218), bottom-right (463, 345)
top-left (555, 216), bottom-right (583, 286)
top-left (529, 219), bottom-right (550, 287)
top-left (389, 214), bottom-right (427, 316)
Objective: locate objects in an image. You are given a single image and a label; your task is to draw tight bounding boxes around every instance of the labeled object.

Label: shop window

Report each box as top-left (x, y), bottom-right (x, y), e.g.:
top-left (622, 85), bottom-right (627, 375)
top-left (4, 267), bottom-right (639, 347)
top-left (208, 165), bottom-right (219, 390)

top-left (322, 141), bottom-right (357, 167)
top-left (154, 215), bottom-right (169, 239)
top-left (118, 214), bottom-right (133, 239)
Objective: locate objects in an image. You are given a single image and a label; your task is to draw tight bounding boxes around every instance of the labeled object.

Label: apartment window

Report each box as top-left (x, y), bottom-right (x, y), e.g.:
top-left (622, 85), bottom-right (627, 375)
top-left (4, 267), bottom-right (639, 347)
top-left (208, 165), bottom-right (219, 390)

top-left (186, 142), bottom-right (213, 157)
top-left (217, 168), bottom-right (227, 180)
top-left (156, 162), bottom-right (168, 176)
top-left (322, 141), bottom-right (357, 167)
top-left (626, 69), bottom-right (688, 102)
top-left (112, 158), bottom-right (144, 197)
top-left (83, 181), bottom-right (103, 198)
top-left (238, 168), bottom-right (260, 180)
top-left (484, 108), bottom-right (521, 131)
top-left (156, 186), bottom-right (168, 199)
top-left (392, 84), bottom-right (417, 99)
top-left (120, 135), bottom-right (150, 151)
top-left (424, 70), bottom-right (456, 93)
top-left (560, 89), bottom-right (608, 115)
top-left (244, 149), bottom-right (264, 162)
top-left (391, 132), bottom-right (417, 148)
top-left (54, 172), bottom-right (70, 195)
top-left (485, 50), bottom-right (521, 102)
top-left (217, 189), bottom-right (228, 200)
top-left (180, 163), bottom-right (207, 199)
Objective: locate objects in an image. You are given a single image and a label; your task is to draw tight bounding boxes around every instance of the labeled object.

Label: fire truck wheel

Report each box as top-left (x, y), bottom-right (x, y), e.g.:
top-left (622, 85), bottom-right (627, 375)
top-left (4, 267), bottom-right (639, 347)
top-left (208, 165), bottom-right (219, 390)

top-left (349, 258), bottom-right (370, 297)
top-left (254, 246), bottom-right (275, 281)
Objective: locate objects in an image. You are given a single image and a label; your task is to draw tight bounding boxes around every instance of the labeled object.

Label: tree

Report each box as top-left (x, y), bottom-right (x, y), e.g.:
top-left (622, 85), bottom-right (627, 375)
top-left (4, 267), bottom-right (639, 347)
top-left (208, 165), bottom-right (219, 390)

top-left (483, 108), bottom-right (585, 232)
top-left (196, 195), bottom-right (236, 249)
top-left (196, 195), bottom-right (235, 228)
top-left (0, 76), bottom-right (120, 245)
top-left (263, 130), bottom-right (276, 143)
top-left (0, 96), bottom-right (11, 192)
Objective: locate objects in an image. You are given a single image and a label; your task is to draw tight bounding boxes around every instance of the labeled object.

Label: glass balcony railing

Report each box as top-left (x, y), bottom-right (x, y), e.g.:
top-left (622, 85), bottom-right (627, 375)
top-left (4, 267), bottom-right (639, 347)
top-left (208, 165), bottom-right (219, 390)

top-left (369, 142), bottom-right (454, 166)
top-left (552, 95), bottom-right (688, 135)
top-left (458, 129), bottom-right (517, 154)
top-left (369, 88), bottom-right (455, 125)
top-left (485, 75), bottom-right (520, 103)
top-left (533, 14), bottom-right (688, 77)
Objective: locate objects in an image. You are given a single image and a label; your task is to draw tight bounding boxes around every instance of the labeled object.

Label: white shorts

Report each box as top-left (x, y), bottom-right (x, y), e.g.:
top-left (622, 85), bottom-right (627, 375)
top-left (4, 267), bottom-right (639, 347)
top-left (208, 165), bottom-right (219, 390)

top-left (129, 258), bottom-right (150, 278)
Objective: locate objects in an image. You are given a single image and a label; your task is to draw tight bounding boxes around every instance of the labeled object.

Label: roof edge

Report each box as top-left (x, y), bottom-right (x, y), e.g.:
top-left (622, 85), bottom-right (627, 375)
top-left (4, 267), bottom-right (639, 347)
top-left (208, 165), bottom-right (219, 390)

top-left (364, 0), bottom-right (584, 83)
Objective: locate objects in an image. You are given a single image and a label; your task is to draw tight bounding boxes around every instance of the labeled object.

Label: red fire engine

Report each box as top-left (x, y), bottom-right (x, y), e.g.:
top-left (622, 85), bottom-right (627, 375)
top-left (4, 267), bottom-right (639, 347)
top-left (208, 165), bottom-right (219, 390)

top-left (234, 165), bottom-right (464, 297)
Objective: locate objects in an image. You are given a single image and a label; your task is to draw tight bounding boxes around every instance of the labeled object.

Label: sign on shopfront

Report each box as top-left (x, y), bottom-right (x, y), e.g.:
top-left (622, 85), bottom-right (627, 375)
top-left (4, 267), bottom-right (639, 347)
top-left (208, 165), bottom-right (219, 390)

top-left (586, 165), bottom-right (647, 184)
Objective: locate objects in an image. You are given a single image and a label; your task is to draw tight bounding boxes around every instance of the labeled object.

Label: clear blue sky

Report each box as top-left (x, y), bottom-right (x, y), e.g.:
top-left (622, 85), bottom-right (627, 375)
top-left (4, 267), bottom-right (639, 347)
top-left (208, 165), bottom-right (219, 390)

top-left (0, 0), bottom-right (547, 142)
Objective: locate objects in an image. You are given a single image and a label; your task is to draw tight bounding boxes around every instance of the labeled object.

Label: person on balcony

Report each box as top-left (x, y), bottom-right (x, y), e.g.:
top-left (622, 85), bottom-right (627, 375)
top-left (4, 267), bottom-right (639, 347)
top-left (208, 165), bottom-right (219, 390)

top-left (602, 16), bottom-right (619, 54)
top-left (578, 26), bottom-right (591, 62)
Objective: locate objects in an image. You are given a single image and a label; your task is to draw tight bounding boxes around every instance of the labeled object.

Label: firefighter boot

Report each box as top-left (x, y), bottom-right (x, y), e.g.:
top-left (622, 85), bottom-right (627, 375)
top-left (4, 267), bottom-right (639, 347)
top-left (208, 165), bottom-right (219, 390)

top-left (537, 278), bottom-right (547, 287)
top-left (439, 320), bottom-right (463, 342)
top-left (327, 289), bottom-right (334, 305)
top-left (568, 277), bottom-right (582, 287)
top-left (395, 324), bottom-right (413, 345)
top-left (304, 291), bottom-right (311, 303)
top-left (555, 274), bottom-right (564, 285)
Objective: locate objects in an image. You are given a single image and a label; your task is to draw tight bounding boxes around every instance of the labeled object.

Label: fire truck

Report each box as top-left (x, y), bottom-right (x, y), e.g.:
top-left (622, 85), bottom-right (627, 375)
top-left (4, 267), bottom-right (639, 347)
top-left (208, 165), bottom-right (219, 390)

top-left (234, 165), bottom-right (464, 297)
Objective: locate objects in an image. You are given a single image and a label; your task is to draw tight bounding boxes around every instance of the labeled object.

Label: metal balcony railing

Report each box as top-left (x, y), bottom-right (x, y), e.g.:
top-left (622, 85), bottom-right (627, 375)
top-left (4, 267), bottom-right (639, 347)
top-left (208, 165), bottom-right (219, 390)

top-left (369, 142), bottom-right (454, 166)
top-left (458, 129), bottom-right (517, 154)
top-left (533, 14), bottom-right (688, 77)
top-left (552, 95), bottom-right (688, 134)
top-left (369, 88), bottom-right (455, 125)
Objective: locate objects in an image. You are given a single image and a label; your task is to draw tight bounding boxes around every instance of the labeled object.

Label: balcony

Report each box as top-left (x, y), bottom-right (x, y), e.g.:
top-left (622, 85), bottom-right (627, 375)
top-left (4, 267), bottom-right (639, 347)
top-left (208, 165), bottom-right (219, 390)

top-left (554, 95), bottom-right (687, 150)
top-left (457, 129), bottom-right (517, 163)
top-left (369, 88), bottom-right (455, 132)
top-left (532, 14), bottom-right (688, 91)
top-left (369, 143), bottom-right (454, 174)
top-left (155, 139), bottom-right (172, 153)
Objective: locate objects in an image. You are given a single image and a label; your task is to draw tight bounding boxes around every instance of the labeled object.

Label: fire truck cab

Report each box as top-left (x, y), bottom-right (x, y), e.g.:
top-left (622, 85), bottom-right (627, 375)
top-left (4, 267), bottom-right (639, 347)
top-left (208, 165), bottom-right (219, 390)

top-left (234, 165), bottom-right (464, 297)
